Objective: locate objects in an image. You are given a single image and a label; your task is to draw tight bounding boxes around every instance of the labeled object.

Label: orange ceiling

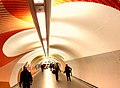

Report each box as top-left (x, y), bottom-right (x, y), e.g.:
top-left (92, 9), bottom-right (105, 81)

top-left (0, 0), bottom-right (120, 67)
top-left (1, 0), bottom-right (120, 23)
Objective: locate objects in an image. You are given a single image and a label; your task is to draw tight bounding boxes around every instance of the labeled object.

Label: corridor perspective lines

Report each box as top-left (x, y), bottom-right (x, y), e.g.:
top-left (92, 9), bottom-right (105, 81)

top-left (31, 68), bottom-right (95, 88)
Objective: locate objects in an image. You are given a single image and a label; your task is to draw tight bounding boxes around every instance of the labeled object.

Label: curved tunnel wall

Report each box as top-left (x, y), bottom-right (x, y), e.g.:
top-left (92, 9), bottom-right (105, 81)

top-left (66, 50), bottom-right (120, 88)
top-left (0, 1), bottom-right (120, 88)
top-left (9, 53), bottom-right (66, 87)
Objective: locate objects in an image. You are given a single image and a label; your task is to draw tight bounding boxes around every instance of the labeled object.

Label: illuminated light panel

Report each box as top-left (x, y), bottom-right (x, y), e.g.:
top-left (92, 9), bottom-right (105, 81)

top-left (34, 0), bottom-right (44, 3)
top-left (37, 11), bottom-right (47, 57)
top-left (37, 12), bottom-right (46, 38)
top-left (43, 40), bottom-right (48, 57)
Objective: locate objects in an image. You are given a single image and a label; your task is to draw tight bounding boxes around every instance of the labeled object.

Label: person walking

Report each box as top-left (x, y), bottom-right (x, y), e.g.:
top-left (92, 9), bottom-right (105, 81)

top-left (49, 63), bottom-right (53, 71)
top-left (19, 66), bottom-right (33, 88)
top-left (64, 64), bottom-right (72, 81)
top-left (41, 64), bottom-right (44, 72)
top-left (54, 63), bottom-right (61, 81)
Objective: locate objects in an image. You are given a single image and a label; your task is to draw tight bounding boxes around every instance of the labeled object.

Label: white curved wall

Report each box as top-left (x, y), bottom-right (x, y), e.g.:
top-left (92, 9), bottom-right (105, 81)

top-left (6, 2), bottom-right (120, 87)
top-left (66, 50), bottom-right (120, 88)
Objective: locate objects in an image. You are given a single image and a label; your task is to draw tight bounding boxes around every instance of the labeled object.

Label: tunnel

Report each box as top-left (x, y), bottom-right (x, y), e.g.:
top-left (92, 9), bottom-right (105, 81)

top-left (0, 0), bottom-right (120, 88)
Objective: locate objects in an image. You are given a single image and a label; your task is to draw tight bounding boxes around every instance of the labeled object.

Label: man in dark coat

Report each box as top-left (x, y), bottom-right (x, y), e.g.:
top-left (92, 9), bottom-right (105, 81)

top-left (64, 64), bottom-right (72, 81)
top-left (54, 63), bottom-right (61, 81)
top-left (19, 66), bottom-right (33, 88)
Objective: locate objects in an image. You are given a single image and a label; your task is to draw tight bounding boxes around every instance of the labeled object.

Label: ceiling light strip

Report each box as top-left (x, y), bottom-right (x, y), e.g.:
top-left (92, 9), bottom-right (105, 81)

top-left (44, 0), bottom-right (51, 57)
top-left (27, 0), bottom-right (46, 56)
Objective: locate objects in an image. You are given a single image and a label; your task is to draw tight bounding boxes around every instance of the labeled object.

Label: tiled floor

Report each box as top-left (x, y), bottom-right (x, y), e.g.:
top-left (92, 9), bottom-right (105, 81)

top-left (30, 68), bottom-right (95, 88)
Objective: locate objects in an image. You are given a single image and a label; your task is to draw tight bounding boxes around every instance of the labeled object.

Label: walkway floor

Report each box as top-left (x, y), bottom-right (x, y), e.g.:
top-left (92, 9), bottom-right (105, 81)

top-left (31, 68), bottom-right (95, 88)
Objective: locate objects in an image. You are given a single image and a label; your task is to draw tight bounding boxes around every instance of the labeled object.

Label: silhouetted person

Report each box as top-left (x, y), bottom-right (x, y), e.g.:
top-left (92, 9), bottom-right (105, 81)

top-left (54, 63), bottom-right (61, 81)
top-left (41, 64), bottom-right (44, 72)
top-left (19, 66), bottom-right (33, 88)
top-left (64, 64), bottom-right (72, 81)
top-left (50, 63), bottom-right (54, 71)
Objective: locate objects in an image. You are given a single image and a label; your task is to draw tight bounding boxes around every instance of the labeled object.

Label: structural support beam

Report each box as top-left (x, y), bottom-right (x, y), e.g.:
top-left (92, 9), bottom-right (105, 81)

top-left (27, 0), bottom-right (46, 56)
top-left (44, 0), bottom-right (51, 57)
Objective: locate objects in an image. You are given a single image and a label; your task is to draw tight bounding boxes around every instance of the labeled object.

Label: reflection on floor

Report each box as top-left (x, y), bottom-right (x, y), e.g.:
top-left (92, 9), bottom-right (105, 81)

top-left (31, 68), bottom-right (95, 88)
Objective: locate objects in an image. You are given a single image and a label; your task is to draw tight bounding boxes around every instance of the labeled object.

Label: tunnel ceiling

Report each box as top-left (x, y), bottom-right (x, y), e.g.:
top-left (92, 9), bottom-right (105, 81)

top-left (0, 0), bottom-right (120, 67)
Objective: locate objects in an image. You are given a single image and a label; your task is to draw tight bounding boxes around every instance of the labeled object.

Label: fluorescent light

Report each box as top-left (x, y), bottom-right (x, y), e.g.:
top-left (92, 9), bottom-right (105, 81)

top-left (37, 12), bottom-right (46, 38)
top-left (34, 0), bottom-right (44, 3)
